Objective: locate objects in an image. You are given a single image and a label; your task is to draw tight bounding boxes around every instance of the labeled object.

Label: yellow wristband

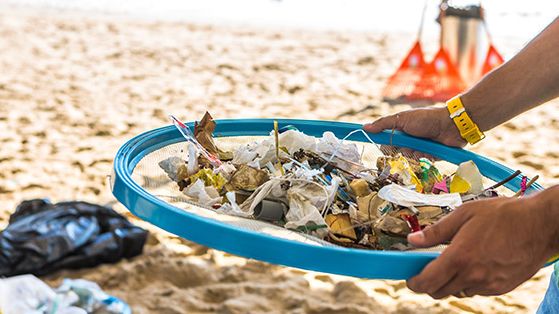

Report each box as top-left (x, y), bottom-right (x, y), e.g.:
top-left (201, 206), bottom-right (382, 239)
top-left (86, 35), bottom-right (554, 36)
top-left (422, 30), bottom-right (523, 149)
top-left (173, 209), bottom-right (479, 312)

top-left (446, 96), bottom-right (485, 145)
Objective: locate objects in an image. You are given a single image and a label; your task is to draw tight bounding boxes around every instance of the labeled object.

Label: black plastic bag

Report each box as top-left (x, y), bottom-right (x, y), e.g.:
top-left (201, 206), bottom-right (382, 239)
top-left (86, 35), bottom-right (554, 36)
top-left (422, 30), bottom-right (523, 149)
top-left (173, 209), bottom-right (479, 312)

top-left (0, 199), bottom-right (148, 277)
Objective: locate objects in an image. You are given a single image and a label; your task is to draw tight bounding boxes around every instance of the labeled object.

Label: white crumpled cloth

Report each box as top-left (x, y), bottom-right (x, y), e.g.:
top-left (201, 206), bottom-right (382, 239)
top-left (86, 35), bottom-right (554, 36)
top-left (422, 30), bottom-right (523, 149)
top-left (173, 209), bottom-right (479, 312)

top-left (378, 183), bottom-right (463, 208)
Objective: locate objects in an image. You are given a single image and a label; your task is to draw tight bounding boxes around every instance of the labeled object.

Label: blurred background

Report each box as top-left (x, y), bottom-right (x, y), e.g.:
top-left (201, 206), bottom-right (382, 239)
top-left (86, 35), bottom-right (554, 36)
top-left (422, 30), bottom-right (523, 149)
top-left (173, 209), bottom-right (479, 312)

top-left (0, 1), bottom-right (558, 313)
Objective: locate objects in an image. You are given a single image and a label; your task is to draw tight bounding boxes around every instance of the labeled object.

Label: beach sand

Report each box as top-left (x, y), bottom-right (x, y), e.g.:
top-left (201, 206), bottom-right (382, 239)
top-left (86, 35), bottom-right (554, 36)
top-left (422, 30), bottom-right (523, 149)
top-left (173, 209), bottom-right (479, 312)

top-left (0, 8), bottom-right (558, 313)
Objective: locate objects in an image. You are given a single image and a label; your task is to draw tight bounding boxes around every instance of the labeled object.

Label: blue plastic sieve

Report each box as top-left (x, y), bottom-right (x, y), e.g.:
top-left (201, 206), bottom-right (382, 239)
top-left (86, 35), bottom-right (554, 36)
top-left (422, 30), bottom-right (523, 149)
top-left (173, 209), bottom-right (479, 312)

top-left (111, 119), bottom-right (543, 279)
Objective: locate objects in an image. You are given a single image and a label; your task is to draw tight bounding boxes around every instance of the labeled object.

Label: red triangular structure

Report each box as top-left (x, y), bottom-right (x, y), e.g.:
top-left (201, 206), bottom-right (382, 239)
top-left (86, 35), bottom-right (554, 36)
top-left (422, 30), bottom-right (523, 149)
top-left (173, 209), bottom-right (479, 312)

top-left (480, 44), bottom-right (504, 76)
top-left (407, 47), bottom-right (466, 102)
top-left (382, 41), bottom-right (426, 100)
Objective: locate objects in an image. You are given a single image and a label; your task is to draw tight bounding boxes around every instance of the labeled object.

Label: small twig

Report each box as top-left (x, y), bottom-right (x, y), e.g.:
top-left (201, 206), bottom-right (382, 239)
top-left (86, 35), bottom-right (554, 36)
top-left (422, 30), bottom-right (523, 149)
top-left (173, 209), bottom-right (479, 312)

top-left (487, 170), bottom-right (522, 190)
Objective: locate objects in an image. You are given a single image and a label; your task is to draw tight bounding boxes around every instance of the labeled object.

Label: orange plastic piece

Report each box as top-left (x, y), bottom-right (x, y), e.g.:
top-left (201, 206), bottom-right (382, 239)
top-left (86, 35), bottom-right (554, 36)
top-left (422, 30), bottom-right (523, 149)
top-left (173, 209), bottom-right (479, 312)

top-left (382, 41), bottom-right (426, 100)
top-left (480, 44), bottom-right (504, 76)
top-left (407, 47), bottom-right (466, 103)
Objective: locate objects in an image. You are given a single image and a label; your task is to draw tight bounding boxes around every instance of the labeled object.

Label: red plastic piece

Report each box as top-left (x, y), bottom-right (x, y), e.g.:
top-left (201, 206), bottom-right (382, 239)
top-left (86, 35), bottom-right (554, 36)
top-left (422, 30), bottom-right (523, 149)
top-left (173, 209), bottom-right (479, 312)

top-left (382, 41), bottom-right (426, 100)
top-left (481, 44), bottom-right (504, 76)
top-left (407, 47), bottom-right (466, 102)
top-left (520, 176), bottom-right (528, 195)
top-left (402, 214), bottom-right (421, 233)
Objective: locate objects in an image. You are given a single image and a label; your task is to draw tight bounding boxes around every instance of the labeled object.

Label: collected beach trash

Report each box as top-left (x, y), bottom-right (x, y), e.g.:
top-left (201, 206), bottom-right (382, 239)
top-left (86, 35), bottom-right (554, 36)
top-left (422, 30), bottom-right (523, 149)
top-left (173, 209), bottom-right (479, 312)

top-left (0, 274), bottom-right (130, 314)
top-left (0, 199), bottom-right (148, 277)
top-left (158, 113), bottom-right (532, 251)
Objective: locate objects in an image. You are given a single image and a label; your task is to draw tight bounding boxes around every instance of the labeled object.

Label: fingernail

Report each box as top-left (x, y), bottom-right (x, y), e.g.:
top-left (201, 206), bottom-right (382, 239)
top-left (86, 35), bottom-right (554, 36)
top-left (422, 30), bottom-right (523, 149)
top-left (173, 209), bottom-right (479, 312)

top-left (408, 231), bottom-right (424, 243)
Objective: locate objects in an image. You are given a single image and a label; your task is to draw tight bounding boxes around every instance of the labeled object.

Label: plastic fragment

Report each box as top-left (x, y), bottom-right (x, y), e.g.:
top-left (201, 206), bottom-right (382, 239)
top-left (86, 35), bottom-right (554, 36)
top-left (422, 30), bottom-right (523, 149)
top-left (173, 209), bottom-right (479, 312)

top-left (194, 112), bottom-right (234, 161)
top-left (450, 175), bottom-right (471, 194)
top-left (184, 179), bottom-right (222, 207)
top-left (402, 214), bottom-right (421, 233)
top-left (416, 206), bottom-right (445, 227)
top-left (349, 179), bottom-right (372, 197)
top-left (325, 213), bottom-right (357, 241)
top-left (419, 157), bottom-right (443, 192)
top-left (520, 176), bottom-right (528, 195)
top-left (356, 192), bottom-right (385, 223)
top-left (284, 181), bottom-right (328, 238)
top-left (170, 114), bottom-right (222, 166)
top-left (378, 183), bottom-right (463, 208)
top-left (432, 179), bottom-right (449, 194)
top-left (453, 160), bottom-right (484, 194)
top-left (159, 157), bottom-right (189, 183)
top-left (189, 168), bottom-right (227, 190)
top-left (279, 125), bottom-right (299, 133)
top-left (253, 198), bottom-right (288, 222)
top-left (225, 164), bottom-right (270, 191)
top-left (416, 206), bottom-right (444, 220)
top-left (388, 155), bottom-right (423, 192)
top-left (0, 275), bottom-right (130, 314)
top-left (274, 120), bottom-right (285, 175)
top-left (214, 163), bottom-right (237, 181)
top-left (239, 180), bottom-right (283, 215)
top-left (375, 214), bottom-right (410, 236)
top-left (187, 142), bottom-right (200, 175)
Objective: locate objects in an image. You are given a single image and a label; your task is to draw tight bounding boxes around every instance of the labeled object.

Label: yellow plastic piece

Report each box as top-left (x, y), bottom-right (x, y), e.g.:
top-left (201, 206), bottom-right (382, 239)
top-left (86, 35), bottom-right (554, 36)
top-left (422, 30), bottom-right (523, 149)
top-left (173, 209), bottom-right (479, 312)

top-left (325, 213), bottom-right (357, 241)
top-left (189, 168), bottom-right (227, 190)
top-left (389, 155), bottom-right (423, 193)
top-left (447, 96), bottom-right (485, 145)
top-left (450, 175), bottom-right (471, 194)
top-left (274, 120), bottom-right (285, 175)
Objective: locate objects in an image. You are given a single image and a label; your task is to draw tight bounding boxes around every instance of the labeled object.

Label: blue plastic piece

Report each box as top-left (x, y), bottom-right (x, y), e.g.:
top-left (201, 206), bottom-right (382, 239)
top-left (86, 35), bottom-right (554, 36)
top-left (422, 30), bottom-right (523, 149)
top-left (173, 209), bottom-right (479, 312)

top-left (112, 119), bottom-right (543, 279)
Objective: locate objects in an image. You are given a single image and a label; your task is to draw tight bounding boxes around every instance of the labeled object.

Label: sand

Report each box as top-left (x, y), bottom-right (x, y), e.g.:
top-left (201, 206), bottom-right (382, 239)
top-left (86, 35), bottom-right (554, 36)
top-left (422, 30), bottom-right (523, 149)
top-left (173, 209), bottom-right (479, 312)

top-left (0, 7), bottom-right (558, 314)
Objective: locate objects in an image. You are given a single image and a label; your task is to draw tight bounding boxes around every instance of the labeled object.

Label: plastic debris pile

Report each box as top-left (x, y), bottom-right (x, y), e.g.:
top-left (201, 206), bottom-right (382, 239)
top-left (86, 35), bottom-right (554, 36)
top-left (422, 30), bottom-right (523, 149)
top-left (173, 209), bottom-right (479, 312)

top-left (160, 113), bottom-right (518, 251)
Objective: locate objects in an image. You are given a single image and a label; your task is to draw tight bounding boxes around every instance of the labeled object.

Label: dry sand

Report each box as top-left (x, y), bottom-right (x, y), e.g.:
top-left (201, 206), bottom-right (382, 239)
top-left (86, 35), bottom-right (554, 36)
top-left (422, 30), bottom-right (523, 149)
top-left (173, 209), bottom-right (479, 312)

top-left (0, 8), bottom-right (558, 314)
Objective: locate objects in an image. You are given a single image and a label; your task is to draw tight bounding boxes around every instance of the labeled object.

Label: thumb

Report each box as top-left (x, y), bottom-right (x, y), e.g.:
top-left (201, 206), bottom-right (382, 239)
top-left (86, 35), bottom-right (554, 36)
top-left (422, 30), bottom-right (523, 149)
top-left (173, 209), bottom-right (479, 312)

top-left (408, 209), bottom-right (469, 248)
top-left (363, 114), bottom-right (402, 133)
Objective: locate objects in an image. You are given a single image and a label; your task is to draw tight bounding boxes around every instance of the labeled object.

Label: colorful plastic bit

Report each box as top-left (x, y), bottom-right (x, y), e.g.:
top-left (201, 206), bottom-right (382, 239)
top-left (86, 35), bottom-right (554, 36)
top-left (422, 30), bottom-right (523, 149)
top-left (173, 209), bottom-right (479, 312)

top-left (402, 214), bottom-right (421, 233)
top-left (432, 179), bottom-right (449, 194)
top-left (169, 115), bottom-right (222, 167)
top-left (520, 176), bottom-right (528, 195)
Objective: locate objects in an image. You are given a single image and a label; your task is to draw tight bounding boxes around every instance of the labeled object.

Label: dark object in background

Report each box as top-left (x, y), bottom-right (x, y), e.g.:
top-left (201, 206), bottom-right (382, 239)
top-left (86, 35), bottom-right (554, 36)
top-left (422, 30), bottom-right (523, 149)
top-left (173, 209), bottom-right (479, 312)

top-left (0, 199), bottom-right (148, 277)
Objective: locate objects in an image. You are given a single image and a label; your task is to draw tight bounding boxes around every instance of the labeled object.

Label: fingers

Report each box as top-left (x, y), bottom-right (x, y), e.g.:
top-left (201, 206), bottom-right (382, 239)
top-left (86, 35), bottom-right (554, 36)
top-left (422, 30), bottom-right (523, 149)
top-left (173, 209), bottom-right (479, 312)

top-left (431, 272), bottom-right (473, 299)
top-left (408, 207), bottom-right (469, 248)
top-left (407, 248), bottom-right (459, 296)
top-left (363, 114), bottom-right (402, 133)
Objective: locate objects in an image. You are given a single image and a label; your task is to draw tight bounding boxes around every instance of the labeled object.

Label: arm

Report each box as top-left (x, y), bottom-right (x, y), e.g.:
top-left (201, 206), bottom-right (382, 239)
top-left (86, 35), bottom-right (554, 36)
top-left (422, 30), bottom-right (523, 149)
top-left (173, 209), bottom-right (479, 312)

top-left (364, 16), bottom-right (559, 299)
top-left (464, 16), bottom-right (559, 131)
top-left (364, 17), bottom-right (559, 146)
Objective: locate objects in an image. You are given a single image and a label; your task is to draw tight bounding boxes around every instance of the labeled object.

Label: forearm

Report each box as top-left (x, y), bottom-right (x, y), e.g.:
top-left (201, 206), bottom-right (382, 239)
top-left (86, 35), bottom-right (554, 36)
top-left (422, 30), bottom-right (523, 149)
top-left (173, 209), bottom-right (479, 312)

top-left (461, 17), bottom-right (559, 131)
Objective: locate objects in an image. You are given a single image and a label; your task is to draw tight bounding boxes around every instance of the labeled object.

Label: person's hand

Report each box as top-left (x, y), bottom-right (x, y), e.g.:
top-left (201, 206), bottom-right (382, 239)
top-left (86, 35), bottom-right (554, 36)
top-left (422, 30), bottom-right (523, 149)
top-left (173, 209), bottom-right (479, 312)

top-left (406, 188), bottom-right (559, 299)
top-left (363, 107), bottom-right (466, 148)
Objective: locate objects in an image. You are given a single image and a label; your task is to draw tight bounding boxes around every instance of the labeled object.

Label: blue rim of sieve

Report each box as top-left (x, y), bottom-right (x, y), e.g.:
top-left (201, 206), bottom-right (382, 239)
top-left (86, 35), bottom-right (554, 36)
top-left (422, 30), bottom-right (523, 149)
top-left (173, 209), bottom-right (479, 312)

top-left (112, 119), bottom-right (544, 280)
